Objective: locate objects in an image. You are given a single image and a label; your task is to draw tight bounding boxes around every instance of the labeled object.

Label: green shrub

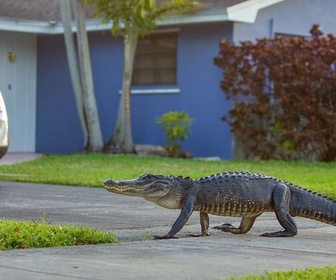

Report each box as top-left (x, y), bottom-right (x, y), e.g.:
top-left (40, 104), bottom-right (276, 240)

top-left (156, 111), bottom-right (194, 157)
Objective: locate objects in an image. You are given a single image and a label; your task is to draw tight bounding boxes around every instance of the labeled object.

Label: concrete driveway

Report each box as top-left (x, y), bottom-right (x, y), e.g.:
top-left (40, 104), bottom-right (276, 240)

top-left (0, 181), bottom-right (335, 280)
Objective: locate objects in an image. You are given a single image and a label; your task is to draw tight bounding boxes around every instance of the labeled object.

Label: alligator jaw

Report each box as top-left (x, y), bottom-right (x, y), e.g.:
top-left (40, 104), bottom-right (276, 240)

top-left (104, 179), bottom-right (152, 193)
top-left (103, 178), bottom-right (171, 198)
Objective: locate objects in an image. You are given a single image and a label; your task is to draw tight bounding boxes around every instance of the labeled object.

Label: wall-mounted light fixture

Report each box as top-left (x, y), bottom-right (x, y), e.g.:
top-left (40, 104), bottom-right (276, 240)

top-left (7, 51), bottom-right (16, 62)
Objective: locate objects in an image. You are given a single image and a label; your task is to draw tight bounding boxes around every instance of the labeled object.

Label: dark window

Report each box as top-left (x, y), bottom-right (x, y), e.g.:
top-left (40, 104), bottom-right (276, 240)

top-left (133, 32), bottom-right (177, 86)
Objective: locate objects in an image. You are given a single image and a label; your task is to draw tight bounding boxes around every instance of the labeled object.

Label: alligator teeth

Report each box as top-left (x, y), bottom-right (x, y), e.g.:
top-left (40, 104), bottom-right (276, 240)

top-left (110, 185), bottom-right (144, 192)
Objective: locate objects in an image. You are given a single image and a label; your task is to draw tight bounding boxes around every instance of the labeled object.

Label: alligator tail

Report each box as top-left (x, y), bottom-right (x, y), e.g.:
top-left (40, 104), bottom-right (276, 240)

top-left (290, 186), bottom-right (336, 226)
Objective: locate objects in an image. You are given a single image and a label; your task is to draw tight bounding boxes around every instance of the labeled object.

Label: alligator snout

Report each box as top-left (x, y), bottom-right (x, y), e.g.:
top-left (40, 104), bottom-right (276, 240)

top-left (104, 179), bottom-right (114, 185)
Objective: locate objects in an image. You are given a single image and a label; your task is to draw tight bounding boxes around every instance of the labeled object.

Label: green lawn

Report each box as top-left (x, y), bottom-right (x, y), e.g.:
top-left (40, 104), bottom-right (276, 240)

top-left (0, 154), bottom-right (335, 279)
top-left (0, 218), bottom-right (117, 250)
top-left (0, 153), bottom-right (335, 198)
top-left (228, 266), bottom-right (336, 280)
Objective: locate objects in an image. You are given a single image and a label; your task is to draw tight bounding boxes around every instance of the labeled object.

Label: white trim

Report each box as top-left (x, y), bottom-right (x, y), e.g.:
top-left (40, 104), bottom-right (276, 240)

top-left (132, 88), bottom-right (180, 95)
top-left (158, 8), bottom-right (230, 26)
top-left (0, 12), bottom-right (227, 34)
top-left (227, 0), bottom-right (286, 23)
top-left (0, 18), bottom-right (62, 34)
top-left (119, 88), bottom-right (180, 95)
top-left (0, 0), bottom-right (288, 34)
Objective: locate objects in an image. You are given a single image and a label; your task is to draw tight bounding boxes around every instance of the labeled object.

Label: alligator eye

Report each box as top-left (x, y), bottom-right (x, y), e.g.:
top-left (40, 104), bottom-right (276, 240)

top-left (140, 173), bottom-right (154, 179)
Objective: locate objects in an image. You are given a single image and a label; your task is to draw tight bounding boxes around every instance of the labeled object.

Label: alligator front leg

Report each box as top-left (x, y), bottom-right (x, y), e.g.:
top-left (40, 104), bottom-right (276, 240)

top-left (154, 194), bottom-right (196, 239)
top-left (213, 214), bottom-right (260, 234)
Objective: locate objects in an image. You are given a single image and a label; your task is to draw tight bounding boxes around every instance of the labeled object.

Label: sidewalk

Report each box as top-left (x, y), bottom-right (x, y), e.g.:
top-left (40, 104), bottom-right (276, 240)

top-left (0, 153), bottom-right (43, 165)
top-left (0, 180), bottom-right (335, 280)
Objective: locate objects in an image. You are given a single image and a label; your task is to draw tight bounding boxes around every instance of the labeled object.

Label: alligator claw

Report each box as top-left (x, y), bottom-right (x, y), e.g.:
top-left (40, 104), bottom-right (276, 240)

top-left (188, 232), bottom-right (211, 237)
top-left (213, 223), bottom-right (234, 232)
top-left (260, 230), bottom-right (296, 237)
top-left (153, 235), bottom-right (178, 240)
top-left (188, 234), bottom-right (201, 237)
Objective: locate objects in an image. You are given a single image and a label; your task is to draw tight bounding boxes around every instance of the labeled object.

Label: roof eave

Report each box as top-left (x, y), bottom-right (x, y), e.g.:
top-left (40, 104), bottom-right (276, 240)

top-left (0, 0), bottom-right (287, 34)
top-left (0, 11), bottom-right (231, 35)
top-left (227, 0), bottom-right (286, 23)
top-left (0, 18), bottom-right (62, 34)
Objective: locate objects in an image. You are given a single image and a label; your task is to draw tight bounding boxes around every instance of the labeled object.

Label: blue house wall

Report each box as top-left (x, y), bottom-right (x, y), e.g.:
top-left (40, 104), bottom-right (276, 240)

top-left (36, 22), bottom-right (233, 159)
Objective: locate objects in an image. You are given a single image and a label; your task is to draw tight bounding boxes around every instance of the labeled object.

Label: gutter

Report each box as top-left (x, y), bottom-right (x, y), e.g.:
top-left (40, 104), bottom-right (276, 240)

top-left (0, 0), bottom-right (287, 35)
top-left (0, 9), bottom-right (230, 35)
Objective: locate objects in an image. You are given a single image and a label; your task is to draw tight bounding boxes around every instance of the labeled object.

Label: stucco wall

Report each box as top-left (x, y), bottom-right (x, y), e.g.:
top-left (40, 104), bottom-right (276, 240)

top-left (36, 22), bottom-right (233, 158)
top-left (36, 35), bottom-right (83, 153)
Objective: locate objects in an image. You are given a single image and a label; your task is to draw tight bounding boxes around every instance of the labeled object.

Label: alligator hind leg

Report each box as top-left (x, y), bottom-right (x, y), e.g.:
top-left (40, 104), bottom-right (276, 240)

top-left (213, 214), bottom-right (260, 234)
top-left (261, 183), bottom-right (297, 237)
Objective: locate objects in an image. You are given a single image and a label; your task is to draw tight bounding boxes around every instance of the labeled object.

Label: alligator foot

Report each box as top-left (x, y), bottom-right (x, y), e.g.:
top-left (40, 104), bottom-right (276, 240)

top-left (153, 235), bottom-right (178, 240)
top-left (213, 223), bottom-right (235, 232)
top-left (260, 230), bottom-right (297, 237)
top-left (188, 232), bottom-right (210, 237)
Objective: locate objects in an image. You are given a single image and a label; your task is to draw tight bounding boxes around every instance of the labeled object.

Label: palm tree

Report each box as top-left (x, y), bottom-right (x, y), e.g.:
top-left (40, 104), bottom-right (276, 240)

top-left (88, 0), bottom-right (201, 153)
top-left (59, 0), bottom-right (104, 151)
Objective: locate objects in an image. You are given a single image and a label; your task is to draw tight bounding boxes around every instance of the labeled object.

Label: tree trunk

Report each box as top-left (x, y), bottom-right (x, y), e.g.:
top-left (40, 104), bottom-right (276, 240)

top-left (59, 0), bottom-right (88, 148)
top-left (110, 32), bottom-right (138, 153)
top-left (75, 0), bottom-right (104, 151)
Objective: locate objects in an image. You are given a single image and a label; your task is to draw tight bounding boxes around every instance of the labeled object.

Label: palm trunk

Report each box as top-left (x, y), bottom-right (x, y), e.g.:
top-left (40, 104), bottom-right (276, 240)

top-left (110, 32), bottom-right (138, 153)
top-left (59, 0), bottom-right (88, 148)
top-left (75, 0), bottom-right (104, 151)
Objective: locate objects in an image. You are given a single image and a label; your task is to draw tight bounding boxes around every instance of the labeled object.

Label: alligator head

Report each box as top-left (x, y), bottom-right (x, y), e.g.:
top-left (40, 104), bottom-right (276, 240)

top-left (104, 173), bottom-right (193, 209)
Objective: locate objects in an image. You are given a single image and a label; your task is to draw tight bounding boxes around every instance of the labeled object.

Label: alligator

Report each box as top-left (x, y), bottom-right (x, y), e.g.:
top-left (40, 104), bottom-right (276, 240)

top-left (104, 172), bottom-right (336, 239)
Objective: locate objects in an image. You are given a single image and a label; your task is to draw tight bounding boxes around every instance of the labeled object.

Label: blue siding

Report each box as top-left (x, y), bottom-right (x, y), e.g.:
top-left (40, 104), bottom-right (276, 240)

top-left (89, 32), bottom-right (124, 143)
top-left (36, 22), bottom-right (233, 158)
top-left (36, 35), bottom-right (84, 153)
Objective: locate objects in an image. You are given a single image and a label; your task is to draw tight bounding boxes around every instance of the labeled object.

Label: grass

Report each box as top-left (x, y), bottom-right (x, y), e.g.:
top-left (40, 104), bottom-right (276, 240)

top-left (0, 153), bottom-right (335, 278)
top-left (0, 153), bottom-right (335, 198)
top-left (227, 266), bottom-right (336, 280)
top-left (0, 217), bottom-right (117, 250)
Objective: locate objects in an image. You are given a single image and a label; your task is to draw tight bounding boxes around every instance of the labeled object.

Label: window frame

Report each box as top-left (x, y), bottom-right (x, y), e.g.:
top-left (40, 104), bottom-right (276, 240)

top-left (132, 30), bottom-right (178, 88)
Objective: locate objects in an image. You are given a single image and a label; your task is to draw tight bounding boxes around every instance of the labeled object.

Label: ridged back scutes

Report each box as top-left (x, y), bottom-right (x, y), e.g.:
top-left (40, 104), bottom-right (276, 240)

top-left (194, 171), bottom-right (336, 204)
top-left (291, 184), bottom-right (336, 203)
top-left (196, 172), bottom-right (274, 183)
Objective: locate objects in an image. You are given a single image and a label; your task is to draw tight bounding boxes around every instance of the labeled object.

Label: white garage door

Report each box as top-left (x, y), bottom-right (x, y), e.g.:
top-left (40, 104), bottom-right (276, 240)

top-left (0, 31), bottom-right (37, 152)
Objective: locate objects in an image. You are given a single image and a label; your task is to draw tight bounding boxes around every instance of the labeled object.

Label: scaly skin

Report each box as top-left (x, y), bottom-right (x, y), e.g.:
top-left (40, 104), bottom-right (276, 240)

top-left (104, 172), bottom-right (336, 239)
